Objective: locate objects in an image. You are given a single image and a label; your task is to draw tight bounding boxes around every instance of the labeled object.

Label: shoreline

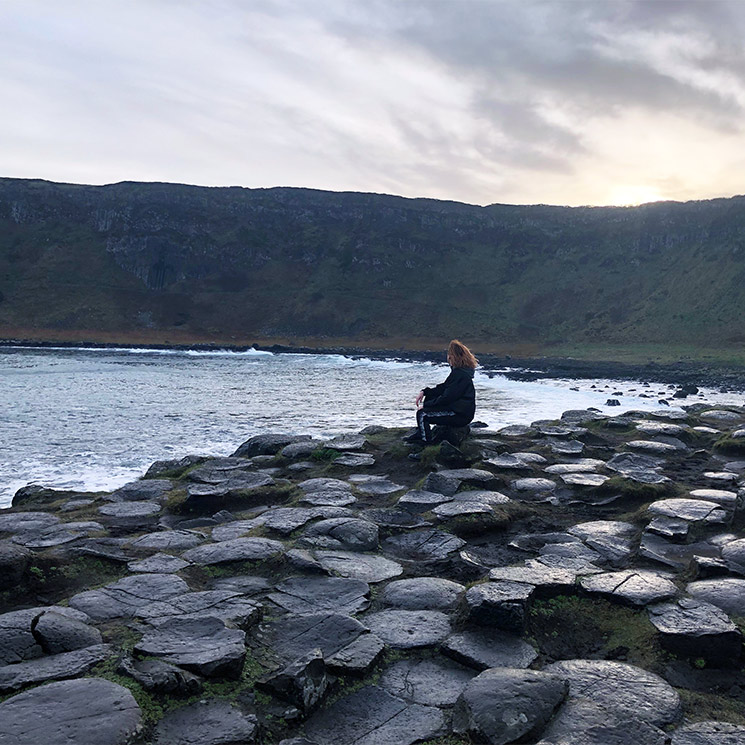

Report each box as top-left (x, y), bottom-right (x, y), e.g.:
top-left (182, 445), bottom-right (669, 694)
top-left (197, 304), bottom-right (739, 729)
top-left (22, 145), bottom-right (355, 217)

top-left (3, 337), bottom-right (745, 393)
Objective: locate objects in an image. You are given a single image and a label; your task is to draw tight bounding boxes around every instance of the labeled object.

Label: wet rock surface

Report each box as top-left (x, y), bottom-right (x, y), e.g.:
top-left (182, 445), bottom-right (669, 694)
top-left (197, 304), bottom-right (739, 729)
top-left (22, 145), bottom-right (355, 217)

top-left (2, 411), bottom-right (745, 743)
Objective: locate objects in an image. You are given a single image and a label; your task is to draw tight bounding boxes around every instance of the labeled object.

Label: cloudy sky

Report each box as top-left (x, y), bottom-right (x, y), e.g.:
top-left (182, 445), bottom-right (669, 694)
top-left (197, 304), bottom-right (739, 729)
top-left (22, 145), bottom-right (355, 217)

top-left (2, 0), bottom-right (744, 206)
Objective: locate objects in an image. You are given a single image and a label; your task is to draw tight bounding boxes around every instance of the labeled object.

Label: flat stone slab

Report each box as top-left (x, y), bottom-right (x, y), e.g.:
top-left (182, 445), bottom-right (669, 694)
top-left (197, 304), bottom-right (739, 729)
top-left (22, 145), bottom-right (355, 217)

top-left (397, 490), bottom-right (453, 512)
top-left (488, 561), bottom-right (576, 592)
top-left (568, 520), bottom-right (637, 567)
top-left (648, 598), bottom-right (742, 663)
top-left (485, 454), bottom-right (534, 470)
top-left (262, 612), bottom-right (366, 663)
top-left (606, 452), bottom-right (669, 484)
top-left (380, 577), bottom-right (465, 611)
top-left (628, 440), bottom-right (679, 454)
top-left (0, 644), bottom-right (112, 692)
top-left (382, 530), bottom-right (465, 561)
top-left (99, 500), bottom-right (162, 518)
top-left (151, 699), bottom-right (257, 745)
top-left (648, 498), bottom-right (728, 524)
top-left (544, 659), bottom-right (681, 728)
top-left (135, 616), bottom-right (246, 678)
top-left (354, 478), bottom-right (405, 496)
top-left (465, 581), bottom-right (533, 631)
top-left (302, 517), bottom-right (379, 551)
top-left (497, 424), bottom-right (536, 436)
top-left (269, 576), bottom-right (370, 615)
top-left (687, 578), bottom-right (745, 616)
top-left (281, 440), bottom-right (320, 458)
top-left (10, 522), bottom-right (99, 548)
top-left (689, 488), bottom-right (739, 509)
top-left (210, 518), bottom-right (264, 541)
top-left (702, 471), bottom-right (740, 484)
top-left (453, 490), bottom-right (510, 506)
top-left (326, 633), bottom-right (385, 674)
top-left (580, 569), bottom-right (678, 606)
top-left (182, 537), bottom-right (285, 565)
top-left (324, 433), bottom-right (367, 451)
top-left (722, 538), bottom-right (745, 574)
top-left (108, 479), bottom-right (174, 501)
top-left (127, 553), bottom-right (191, 574)
top-left (136, 590), bottom-right (261, 628)
top-left (300, 491), bottom-right (357, 507)
top-left (364, 610), bottom-right (451, 648)
top-left (646, 516), bottom-right (690, 540)
top-left (69, 573), bottom-right (190, 620)
top-left (424, 469), bottom-right (496, 496)
top-left (548, 439), bottom-right (585, 454)
top-left (433, 500), bottom-right (493, 517)
top-left (560, 473), bottom-right (609, 487)
top-left (299, 477), bottom-right (351, 492)
top-left (671, 721), bottom-right (745, 744)
top-left (130, 530), bottom-right (204, 551)
top-left (315, 550), bottom-right (403, 582)
top-left (380, 658), bottom-right (475, 706)
top-left (333, 453), bottom-right (376, 467)
top-left (636, 421), bottom-right (686, 436)
top-left (544, 460), bottom-right (603, 474)
top-left (0, 677), bottom-right (141, 745)
top-left (304, 685), bottom-right (445, 745)
top-left (510, 477), bottom-right (557, 493)
top-left (453, 667), bottom-right (568, 745)
top-left (700, 409), bottom-right (744, 423)
top-left (442, 628), bottom-right (538, 670)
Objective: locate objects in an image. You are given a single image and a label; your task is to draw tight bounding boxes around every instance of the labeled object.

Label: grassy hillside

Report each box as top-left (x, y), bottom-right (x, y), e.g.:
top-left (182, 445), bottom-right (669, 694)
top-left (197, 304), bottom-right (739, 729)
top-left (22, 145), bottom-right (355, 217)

top-left (1, 178), bottom-right (744, 361)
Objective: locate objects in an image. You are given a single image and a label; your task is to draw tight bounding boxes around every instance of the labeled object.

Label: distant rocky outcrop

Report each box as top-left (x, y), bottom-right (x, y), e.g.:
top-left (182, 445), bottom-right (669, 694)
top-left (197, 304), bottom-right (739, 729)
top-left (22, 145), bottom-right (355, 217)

top-left (1, 404), bottom-right (745, 743)
top-left (1, 177), bottom-right (745, 348)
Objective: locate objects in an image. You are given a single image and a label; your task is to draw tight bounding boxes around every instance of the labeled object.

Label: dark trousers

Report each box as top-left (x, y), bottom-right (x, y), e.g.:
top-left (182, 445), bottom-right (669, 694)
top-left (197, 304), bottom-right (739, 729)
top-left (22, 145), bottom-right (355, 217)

top-left (416, 408), bottom-right (465, 441)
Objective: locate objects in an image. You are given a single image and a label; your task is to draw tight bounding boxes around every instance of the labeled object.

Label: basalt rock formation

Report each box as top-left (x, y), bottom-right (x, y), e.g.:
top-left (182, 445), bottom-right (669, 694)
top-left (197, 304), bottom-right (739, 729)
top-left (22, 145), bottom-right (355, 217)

top-left (1, 405), bottom-right (745, 743)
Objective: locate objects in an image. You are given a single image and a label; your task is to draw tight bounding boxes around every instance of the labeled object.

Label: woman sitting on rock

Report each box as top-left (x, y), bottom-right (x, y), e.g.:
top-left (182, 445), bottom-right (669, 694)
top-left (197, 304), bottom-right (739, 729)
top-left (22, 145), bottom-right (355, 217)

top-left (406, 339), bottom-right (478, 444)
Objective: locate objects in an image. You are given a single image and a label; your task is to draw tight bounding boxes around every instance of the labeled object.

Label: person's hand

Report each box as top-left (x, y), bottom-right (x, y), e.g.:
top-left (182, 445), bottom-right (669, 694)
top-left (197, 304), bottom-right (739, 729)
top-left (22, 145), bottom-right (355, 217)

top-left (415, 390), bottom-right (424, 408)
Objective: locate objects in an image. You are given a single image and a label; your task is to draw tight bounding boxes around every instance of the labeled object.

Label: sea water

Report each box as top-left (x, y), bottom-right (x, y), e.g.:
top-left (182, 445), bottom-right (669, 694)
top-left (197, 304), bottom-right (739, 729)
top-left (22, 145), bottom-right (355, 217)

top-left (0, 346), bottom-right (742, 507)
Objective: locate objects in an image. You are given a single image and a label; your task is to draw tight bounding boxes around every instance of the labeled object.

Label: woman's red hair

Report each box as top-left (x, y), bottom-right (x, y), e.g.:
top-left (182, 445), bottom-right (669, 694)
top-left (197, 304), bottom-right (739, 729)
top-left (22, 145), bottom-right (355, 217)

top-left (447, 339), bottom-right (478, 369)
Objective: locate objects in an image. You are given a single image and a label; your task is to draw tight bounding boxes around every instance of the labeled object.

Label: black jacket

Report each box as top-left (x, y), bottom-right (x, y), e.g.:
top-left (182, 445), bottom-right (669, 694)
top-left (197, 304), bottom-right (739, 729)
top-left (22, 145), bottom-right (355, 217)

top-left (423, 367), bottom-right (476, 421)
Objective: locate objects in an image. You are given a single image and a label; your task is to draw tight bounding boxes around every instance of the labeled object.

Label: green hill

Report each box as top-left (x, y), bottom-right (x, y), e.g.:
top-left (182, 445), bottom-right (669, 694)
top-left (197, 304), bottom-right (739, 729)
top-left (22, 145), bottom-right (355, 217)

top-left (1, 177), bottom-right (745, 361)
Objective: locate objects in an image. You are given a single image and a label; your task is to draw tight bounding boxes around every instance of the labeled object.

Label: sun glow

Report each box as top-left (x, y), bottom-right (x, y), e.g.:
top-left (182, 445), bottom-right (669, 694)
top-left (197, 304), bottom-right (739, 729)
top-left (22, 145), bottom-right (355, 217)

top-left (606, 185), bottom-right (664, 206)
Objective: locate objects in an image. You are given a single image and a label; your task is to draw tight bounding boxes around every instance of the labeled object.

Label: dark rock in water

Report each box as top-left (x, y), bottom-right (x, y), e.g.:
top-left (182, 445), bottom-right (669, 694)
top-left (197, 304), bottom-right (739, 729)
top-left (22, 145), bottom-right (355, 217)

top-left (544, 659), bottom-right (681, 728)
top-left (442, 628), bottom-right (538, 671)
top-left (117, 653), bottom-right (202, 695)
top-left (233, 433), bottom-right (311, 457)
top-left (686, 578), bottom-right (745, 617)
top-left (380, 577), bottom-right (465, 611)
top-left (326, 633), bottom-right (385, 674)
top-left (380, 658), bottom-right (475, 706)
top-left (269, 576), bottom-right (370, 616)
top-left (452, 667), bottom-right (568, 745)
top-left (315, 550), bottom-right (403, 582)
top-left (182, 537), bottom-right (285, 565)
top-left (0, 677), bottom-right (141, 745)
top-left (262, 612), bottom-right (366, 664)
top-left (145, 454), bottom-right (205, 479)
top-left (135, 616), bottom-right (246, 678)
top-left (363, 610), bottom-right (451, 649)
top-left (671, 721), bottom-right (745, 744)
top-left (0, 644), bottom-right (112, 693)
top-left (151, 699), bottom-right (258, 745)
top-left (647, 598), bottom-right (742, 665)
top-left (304, 685), bottom-right (445, 745)
top-left (382, 529), bottom-right (465, 562)
top-left (465, 581), bottom-right (533, 631)
top-left (0, 541), bottom-right (30, 590)
top-left (258, 649), bottom-right (331, 713)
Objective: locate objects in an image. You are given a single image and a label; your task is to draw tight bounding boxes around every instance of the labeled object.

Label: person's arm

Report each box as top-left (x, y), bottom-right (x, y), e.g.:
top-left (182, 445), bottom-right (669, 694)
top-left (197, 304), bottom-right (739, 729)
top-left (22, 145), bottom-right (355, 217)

top-left (424, 371), bottom-right (469, 408)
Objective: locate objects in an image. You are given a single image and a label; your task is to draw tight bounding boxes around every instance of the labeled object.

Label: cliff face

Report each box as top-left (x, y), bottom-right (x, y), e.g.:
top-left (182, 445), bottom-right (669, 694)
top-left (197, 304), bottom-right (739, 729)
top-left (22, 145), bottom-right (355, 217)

top-left (1, 177), bottom-right (745, 346)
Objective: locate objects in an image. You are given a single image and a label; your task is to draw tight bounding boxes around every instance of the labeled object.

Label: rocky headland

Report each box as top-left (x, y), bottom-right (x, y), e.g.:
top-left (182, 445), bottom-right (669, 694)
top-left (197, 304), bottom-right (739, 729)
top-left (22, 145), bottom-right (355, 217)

top-left (2, 405), bottom-right (745, 744)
